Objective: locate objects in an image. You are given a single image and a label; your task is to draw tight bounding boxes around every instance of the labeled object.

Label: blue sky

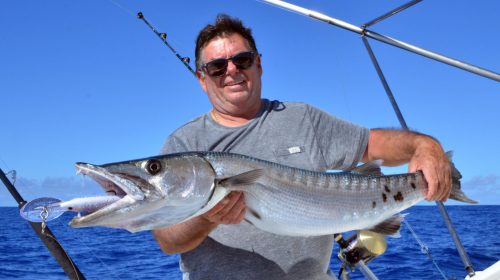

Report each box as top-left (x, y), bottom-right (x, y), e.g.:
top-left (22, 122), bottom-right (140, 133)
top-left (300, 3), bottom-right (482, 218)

top-left (0, 0), bottom-right (498, 206)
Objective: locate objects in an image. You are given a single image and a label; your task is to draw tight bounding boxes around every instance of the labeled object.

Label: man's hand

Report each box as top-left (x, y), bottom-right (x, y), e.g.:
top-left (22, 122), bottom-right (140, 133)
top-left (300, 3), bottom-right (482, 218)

top-left (202, 191), bottom-right (246, 224)
top-left (364, 129), bottom-right (453, 202)
top-left (408, 142), bottom-right (452, 201)
top-left (153, 191), bottom-right (246, 254)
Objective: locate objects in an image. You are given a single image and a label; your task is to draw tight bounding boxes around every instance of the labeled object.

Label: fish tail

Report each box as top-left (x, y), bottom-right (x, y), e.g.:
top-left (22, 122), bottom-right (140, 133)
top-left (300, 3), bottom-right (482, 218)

top-left (447, 152), bottom-right (477, 204)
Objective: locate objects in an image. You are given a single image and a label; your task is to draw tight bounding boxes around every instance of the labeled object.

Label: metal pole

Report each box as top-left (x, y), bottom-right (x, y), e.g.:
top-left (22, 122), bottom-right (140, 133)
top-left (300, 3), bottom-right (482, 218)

top-left (362, 32), bottom-right (476, 280)
top-left (362, 0), bottom-right (423, 28)
top-left (0, 168), bottom-right (85, 280)
top-left (436, 203), bottom-right (475, 277)
top-left (260, 0), bottom-right (500, 82)
top-left (362, 37), bottom-right (409, 129)
top-left (363, 35), bottom-right (474, 278)
top-left (355, 261), bottom-right (379, 280)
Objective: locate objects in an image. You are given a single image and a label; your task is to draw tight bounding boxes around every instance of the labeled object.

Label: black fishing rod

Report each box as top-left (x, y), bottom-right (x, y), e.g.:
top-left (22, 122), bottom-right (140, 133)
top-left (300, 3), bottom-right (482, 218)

top-left (0, 168), bottom-right (85, 280)
top-left (137, 12), bottom-right (197, 77)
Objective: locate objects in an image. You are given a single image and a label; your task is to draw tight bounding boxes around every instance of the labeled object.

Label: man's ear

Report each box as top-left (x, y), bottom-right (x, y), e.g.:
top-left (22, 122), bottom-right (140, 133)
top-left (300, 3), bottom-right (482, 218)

top-left (196, 70), bottom-right (207, 92)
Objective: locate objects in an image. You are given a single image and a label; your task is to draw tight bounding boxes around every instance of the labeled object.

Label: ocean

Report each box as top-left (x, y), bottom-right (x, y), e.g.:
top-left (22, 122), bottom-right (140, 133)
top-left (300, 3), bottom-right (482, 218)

top-left (0, 206), bottom-right (498, 280)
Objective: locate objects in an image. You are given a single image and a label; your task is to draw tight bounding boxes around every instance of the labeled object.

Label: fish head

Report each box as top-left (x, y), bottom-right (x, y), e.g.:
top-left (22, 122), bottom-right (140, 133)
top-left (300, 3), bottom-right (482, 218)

top-left (70, 153), bottom-right (217, 232)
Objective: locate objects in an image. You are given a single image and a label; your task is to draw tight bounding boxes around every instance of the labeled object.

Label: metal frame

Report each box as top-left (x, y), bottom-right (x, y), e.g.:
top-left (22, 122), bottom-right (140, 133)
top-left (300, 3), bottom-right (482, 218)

top-left (260, 0), bottom-right (485, 278)
top-left (260, 0), bottom-right (500, 82)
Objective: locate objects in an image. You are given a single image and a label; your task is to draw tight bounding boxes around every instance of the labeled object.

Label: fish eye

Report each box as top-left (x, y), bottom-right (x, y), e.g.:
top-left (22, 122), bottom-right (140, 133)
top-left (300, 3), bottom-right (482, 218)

top-left (145, 159), bottom-right (162, 175)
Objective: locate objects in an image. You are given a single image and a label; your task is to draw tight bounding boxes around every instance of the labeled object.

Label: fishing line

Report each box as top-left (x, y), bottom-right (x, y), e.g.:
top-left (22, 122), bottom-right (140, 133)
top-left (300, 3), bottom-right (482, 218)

top-left (5, 170), bottom-right (16, 185)
top-left (51, 216), bottom-right (124, 280)
top-left (403, 219), bottom-right (449, 280)
top-left (105, 0), bottom-right (135, 17)
top-left (40, 227), bottom-right (83, 280)
top-left (0, 154), bottom-right (12, 172)
top-left (0, 154), bottom-right (15, 183)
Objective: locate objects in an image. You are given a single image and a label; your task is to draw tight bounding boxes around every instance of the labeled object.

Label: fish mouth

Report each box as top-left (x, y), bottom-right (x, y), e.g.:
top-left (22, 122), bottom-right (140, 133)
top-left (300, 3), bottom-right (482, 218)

top-left (69, 162), bottom-right (146, 226)
top-left (76, 163), bottom-right (145, 199)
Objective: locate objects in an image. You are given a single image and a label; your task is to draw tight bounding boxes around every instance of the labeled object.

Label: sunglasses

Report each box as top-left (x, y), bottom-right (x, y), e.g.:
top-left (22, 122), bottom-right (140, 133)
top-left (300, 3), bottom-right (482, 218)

top-left (201, 51), bottom-right (257, 77)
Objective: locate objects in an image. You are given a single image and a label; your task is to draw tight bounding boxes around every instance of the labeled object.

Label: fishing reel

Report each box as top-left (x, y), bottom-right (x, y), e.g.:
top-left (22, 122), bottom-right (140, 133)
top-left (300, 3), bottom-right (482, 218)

top-left (335, 231), bottom-right (387, 280)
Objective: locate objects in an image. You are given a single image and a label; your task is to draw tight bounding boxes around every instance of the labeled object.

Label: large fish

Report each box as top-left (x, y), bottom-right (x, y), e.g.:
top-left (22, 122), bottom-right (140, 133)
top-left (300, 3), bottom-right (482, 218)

top-left (66, 151), bottom-right (476, 235)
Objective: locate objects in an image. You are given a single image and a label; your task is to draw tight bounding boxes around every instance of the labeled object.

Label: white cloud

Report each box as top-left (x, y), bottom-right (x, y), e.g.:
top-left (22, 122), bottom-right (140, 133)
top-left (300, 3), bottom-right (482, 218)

top-left (459, 174), bottom-right (500, 205)
top-left (462, 174), bottom-right (500, 192)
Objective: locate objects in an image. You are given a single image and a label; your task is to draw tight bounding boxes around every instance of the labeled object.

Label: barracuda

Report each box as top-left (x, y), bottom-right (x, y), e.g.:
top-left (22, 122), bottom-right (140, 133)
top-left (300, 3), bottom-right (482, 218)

top-left (68, 151), bottom-right (476, 235)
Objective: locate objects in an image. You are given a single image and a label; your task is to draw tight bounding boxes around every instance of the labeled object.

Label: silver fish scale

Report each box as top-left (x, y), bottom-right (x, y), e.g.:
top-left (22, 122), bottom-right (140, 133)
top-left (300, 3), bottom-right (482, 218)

top-left (202, 152), bottom-right (427, 235)
top-left (218, 152), bottom-right (418, 235)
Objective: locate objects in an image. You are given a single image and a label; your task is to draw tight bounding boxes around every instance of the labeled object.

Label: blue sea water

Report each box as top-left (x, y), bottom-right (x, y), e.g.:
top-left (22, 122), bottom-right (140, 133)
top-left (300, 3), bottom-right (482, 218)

top-left (0, 206), bottom-right (498, 279)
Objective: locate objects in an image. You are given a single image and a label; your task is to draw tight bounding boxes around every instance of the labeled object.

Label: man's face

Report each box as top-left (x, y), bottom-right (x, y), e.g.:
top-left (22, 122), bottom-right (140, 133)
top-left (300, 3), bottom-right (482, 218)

top-left (197, 33), bottom-right (262, 115)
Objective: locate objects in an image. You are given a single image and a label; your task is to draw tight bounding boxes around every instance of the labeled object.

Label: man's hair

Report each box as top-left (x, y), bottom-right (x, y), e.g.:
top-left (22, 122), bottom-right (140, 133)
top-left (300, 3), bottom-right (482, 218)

top-left (195, 14), bottom-right (258, 70)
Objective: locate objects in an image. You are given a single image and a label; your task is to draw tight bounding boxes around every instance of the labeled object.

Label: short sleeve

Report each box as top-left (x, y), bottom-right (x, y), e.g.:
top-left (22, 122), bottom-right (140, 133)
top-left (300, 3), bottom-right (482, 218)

top-left (307, 105), bottom-right (369, 169)
top-left (160, 135), bottom-right (190, 155)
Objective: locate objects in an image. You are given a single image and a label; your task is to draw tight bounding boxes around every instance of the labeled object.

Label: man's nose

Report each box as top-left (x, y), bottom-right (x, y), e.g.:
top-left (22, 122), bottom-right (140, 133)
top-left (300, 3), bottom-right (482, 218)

top-left (225, 60), bottom-right (238, 75)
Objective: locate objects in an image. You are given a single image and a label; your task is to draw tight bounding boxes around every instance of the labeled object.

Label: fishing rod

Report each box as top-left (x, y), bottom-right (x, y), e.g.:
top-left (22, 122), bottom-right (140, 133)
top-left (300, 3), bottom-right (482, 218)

top-left (137, 12), bottom-right (197, 77)
top-left (260, 0), bottom-right (500, 82)
top-left (0, 168), bottom-right (85, 280)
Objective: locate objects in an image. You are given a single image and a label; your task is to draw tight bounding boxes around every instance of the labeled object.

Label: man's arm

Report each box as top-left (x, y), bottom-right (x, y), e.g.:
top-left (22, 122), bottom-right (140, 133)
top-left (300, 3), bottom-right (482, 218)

top-left (362, 128), bottom-right (452, 201)
top-left (153, 192), bottom-right (245, 254)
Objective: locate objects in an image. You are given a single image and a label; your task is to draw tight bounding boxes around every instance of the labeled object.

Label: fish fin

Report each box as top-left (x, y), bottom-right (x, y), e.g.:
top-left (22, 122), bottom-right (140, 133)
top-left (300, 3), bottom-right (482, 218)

top-left (350, 160), bottom-right (383, 176)
top-left (365, 213), bottom-right (407, 237)
top-left (183, 188), bottom-right (229, 221)
top-left (217, 169), bottom-right (264, 188)
top-left (446, 151), bottom-right (478, 204)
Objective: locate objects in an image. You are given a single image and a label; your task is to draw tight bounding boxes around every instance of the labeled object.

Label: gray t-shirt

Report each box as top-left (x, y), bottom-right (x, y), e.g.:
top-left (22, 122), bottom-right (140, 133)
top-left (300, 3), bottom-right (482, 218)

top-left (161, 99), bottom-right (369, 280)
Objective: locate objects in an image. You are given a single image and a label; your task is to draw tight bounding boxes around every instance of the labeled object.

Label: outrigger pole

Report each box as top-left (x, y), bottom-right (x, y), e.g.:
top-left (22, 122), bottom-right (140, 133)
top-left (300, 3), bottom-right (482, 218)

top-left (260, 0), bottom-right (500, 82)
top-left (259, 0), bottom-right (478, 278)
top-left (0, 168), bottom-right (85, 280)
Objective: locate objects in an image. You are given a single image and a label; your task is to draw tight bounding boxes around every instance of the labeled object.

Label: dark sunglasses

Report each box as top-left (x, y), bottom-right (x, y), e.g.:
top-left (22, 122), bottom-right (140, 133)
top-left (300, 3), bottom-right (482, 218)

top-left (201, 51), bottom-right (257, 77)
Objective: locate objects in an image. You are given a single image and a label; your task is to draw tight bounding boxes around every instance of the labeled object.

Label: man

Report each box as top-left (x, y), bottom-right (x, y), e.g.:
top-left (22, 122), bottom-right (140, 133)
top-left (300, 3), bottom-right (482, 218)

top-left (153, 14), bottom-right (451, 280)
